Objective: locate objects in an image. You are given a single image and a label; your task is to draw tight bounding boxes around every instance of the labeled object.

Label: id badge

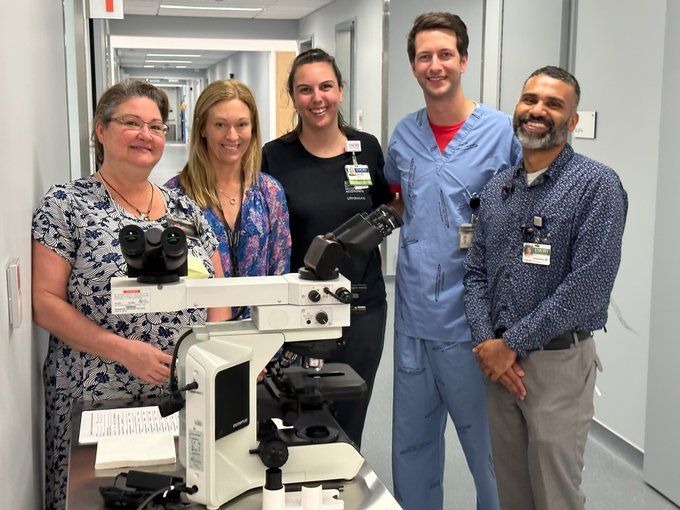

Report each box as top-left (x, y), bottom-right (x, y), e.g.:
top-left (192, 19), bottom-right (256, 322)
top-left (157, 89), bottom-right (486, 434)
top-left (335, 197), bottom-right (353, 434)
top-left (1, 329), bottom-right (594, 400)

top-left (345, 164), bottom-right (372, 188)
top-left (166, 216), bottom-right (199, 239)
top-left (459, 223), bottom-right (475, 250)
top-left (522, 243), bottom-right (551, 265)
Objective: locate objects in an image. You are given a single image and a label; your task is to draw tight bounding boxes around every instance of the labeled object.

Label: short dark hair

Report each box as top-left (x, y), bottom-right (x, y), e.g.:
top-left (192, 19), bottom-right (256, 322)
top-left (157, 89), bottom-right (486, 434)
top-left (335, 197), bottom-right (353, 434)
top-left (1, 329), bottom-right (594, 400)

top-left (407, 12), bottom-right (469, 63)
top-left (526, 66), bottom-right (581, 106)
top-left (285, 48), bottom-right (351, 138)
top-left (91, 80), bottom-right (169, 169)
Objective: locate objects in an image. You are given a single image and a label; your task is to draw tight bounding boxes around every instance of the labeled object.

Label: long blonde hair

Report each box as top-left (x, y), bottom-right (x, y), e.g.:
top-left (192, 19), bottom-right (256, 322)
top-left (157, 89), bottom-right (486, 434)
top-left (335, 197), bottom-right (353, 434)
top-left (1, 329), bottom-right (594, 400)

top-left (179, 80), bottom-right (262, 209)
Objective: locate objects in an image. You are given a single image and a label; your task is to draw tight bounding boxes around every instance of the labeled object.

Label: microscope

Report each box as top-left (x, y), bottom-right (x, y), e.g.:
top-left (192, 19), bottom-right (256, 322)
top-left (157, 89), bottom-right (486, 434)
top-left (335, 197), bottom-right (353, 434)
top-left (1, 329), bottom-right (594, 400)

top-left (110, 205), bottom-right (402, 510)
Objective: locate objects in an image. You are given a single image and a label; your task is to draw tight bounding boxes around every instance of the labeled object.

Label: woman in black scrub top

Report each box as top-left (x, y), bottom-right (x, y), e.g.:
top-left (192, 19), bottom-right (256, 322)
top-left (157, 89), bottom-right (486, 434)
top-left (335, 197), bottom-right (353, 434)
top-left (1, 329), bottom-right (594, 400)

top-left (262, 48), bottom-right (395, 449)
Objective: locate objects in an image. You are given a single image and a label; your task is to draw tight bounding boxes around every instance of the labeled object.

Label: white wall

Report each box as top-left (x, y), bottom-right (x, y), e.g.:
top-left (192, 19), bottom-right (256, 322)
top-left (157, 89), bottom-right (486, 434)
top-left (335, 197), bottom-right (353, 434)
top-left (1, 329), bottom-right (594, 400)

top-left (0, 0), bottom-right (71, 508)
top-left (497, 0), bottom-right (568, 114)
top-left (570, 0), bottom-right (667, 450)
top-left (299, 0), bottom-right (384, 139)
top-left (644, 0), bottom-right (680, 501)
top-left (206, 51), bottom-right (273, 142)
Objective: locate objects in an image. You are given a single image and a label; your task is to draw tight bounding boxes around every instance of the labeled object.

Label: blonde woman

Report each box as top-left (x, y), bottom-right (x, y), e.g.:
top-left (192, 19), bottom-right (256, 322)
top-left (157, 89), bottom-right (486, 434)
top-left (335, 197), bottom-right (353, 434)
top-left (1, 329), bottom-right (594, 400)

top-left (166, 80), bottom-right (290, 281)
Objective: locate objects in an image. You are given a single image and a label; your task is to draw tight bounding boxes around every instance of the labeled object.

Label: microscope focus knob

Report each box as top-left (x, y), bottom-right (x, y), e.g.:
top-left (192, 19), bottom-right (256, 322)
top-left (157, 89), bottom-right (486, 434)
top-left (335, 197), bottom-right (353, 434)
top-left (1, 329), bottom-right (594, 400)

top-left (315, 311), bottom-right (329, 325)
top-left (308, 290), bottom-right (321, 302)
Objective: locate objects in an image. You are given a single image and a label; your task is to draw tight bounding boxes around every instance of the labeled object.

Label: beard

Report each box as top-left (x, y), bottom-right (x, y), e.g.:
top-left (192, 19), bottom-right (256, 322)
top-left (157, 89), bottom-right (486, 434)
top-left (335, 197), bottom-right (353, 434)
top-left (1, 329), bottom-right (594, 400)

top-left (513, 113), bottom-right (569, 150)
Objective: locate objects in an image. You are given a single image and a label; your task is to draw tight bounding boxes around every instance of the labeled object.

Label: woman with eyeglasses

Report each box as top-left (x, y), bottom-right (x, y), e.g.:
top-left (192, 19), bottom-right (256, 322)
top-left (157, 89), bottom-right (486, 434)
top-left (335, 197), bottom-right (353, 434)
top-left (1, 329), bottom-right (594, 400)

top-left (262, 49), bottom-right (395, 449)
top-left (32, 80), bottom-right (229, 509)
top-left (165, 80), bottom-right (290, 291)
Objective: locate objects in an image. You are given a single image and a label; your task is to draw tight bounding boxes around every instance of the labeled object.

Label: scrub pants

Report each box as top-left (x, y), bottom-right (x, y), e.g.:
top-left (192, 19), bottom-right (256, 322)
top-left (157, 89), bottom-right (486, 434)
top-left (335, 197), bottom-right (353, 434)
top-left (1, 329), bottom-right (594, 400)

top-left (392, 332), bottom-right (500, 510)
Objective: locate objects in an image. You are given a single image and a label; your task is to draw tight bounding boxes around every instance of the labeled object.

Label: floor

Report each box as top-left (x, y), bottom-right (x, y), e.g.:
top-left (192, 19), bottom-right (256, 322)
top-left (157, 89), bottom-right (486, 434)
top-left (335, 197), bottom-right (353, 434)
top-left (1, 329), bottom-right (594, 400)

top-left (361, 277), bottom-right (679, 510)
top-left (153, 141), bottom-right (678, 509)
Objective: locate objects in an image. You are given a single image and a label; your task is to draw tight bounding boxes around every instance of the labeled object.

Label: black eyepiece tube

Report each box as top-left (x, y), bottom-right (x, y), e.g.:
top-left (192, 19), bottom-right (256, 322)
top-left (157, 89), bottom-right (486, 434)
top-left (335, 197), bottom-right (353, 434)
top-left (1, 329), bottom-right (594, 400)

top-left (161, 226), bottom-right (187, 259)
top-left (300, 205), bottom-right (402, 280)
top-left (119, 225), bottom-right (146, 257)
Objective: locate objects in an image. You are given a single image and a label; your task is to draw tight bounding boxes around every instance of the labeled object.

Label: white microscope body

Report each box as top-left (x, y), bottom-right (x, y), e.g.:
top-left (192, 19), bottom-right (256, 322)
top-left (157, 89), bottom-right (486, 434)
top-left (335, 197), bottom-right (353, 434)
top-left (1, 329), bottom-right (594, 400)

top-left (110, 273), bottom-right (365, 509)
top-left (112, 204), bottom-right (403, 509)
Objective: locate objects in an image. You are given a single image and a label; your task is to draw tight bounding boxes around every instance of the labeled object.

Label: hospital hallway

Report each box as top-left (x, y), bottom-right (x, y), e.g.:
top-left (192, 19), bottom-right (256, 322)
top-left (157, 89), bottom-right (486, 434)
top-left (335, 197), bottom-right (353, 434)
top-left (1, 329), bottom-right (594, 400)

top-left (150, 142), bottom-right (189, 186)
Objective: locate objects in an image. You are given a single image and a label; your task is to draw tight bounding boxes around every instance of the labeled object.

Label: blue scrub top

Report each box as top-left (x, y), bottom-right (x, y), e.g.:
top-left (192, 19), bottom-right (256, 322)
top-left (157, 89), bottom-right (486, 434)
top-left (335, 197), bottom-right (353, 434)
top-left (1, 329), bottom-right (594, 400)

top-left (385, 104), bottom-right (521, 342)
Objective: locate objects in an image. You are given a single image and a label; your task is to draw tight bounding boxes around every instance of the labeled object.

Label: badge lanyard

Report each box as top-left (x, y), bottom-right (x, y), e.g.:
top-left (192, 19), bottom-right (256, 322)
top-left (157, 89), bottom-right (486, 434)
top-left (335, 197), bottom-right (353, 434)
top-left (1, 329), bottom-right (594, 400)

top-left (217, 181), bottom-right (244, 276)
top-left (344, 140), bottom-right (372, 189)
top-left (224, 210), bottom-right (241, 275)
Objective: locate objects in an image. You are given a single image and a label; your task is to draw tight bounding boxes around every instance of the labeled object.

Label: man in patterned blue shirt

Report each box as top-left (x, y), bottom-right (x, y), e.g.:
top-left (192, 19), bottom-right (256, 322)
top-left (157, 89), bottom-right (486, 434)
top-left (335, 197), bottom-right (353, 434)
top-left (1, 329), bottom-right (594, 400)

top-left (464, 66), bottom-right (628, 510)
top-left (384, 12), bottom-right (521, 510)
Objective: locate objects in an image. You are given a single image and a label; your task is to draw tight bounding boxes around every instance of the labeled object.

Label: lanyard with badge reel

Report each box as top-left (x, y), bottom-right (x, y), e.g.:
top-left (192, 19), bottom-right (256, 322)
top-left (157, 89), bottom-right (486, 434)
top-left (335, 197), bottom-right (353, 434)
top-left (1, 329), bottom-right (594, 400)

top-left (213, 194), bottom-right (249, 320)
top-left (215, 194), bottom-right (243, 278)
top-left (521, 214), bottom-right (552, 266)
top-left (344, 140), bottom-right (372, 192)
top-left (459, 194), bottom-right (480, 250)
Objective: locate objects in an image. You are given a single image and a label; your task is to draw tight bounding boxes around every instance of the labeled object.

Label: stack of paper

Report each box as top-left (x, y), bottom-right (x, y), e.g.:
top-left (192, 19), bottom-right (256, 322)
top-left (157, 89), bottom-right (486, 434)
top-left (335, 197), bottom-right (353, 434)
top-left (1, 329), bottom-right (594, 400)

top-left (94, 434), bottom-right (176, 470)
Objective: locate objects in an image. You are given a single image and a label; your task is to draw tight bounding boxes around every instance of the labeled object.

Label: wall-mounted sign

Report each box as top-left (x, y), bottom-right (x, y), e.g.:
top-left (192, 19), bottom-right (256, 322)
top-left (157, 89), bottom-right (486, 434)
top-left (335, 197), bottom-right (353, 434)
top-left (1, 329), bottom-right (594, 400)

top-left (89, 0), bottom-right (124, 19)
top-left (574, 111), bottom-right (597, 139)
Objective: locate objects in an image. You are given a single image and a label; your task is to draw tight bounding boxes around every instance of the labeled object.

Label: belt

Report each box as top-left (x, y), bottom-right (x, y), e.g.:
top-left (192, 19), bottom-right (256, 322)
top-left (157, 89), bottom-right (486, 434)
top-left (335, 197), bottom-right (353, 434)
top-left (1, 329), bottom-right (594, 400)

top-left (494, 329), bottom-right (592, 351)
top-left (540, 331), bottom-right (592, 351)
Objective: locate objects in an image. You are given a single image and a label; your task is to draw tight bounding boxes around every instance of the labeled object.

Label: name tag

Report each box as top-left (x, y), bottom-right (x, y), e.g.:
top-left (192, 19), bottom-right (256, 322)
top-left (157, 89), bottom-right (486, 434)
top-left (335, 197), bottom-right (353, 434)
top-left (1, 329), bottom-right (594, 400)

top-left (345, 164), bottom-right (372, 188)
top-left (522, 243), bottom-right (551, 265)
top-left (166, 216), bottom-right (198, 239)
top-left (345, 140), bottom-right (362, 153)
top-left (459, 223), bottom-right (474, 250)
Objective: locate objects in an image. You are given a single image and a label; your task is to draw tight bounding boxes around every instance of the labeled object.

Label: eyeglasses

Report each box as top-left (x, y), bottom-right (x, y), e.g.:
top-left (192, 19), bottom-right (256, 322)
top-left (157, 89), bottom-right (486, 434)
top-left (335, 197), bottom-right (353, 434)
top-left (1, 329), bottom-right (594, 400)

top-left (111, 115), bottom-right (169, 136)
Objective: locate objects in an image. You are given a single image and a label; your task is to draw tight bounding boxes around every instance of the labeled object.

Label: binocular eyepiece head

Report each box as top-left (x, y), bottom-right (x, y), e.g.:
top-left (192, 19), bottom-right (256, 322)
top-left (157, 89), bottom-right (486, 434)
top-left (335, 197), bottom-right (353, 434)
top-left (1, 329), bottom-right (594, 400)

top-left (119, 225), bottom-right (188, 284)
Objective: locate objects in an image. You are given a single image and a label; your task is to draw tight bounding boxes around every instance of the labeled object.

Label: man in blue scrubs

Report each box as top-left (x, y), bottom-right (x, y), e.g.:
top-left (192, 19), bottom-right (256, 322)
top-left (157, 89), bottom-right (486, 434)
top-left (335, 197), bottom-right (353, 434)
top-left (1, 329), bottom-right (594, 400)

top-left (384, 12), bottom-right (521, 510)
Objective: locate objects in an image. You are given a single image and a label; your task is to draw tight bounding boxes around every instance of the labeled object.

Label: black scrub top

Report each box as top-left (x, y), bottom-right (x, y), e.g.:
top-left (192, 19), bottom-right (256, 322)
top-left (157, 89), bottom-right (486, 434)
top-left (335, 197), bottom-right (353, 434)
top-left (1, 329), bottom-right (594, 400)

top-left (262, 130), bottom-right (394, 305)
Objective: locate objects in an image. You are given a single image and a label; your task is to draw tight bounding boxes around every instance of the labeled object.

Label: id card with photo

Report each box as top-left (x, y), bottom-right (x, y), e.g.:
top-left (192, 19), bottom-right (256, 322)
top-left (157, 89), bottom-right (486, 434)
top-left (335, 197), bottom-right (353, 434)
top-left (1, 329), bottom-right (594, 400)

top-left (345, 164), bottom-right (372, 188)
top-left (522, 243), bottom-right (551, 265)
top-left (459, 223), bottom-right (474, 250)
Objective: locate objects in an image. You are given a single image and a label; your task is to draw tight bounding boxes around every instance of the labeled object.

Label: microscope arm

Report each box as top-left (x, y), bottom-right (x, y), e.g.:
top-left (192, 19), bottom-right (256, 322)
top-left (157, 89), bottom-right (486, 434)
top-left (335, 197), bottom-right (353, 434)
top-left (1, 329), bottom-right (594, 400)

top-left (110, 273), bottom-right (351, 332)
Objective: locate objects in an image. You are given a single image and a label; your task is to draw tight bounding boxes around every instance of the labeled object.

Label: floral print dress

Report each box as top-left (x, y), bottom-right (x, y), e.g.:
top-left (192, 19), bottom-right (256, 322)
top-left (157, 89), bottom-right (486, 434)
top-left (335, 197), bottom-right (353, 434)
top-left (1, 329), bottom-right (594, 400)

top-left (32, 176), bottom-right (217, 509)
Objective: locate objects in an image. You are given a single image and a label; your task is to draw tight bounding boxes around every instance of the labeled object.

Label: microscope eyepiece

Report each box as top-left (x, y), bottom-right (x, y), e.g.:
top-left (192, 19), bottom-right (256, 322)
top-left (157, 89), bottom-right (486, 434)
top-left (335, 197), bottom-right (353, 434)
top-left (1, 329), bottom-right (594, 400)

top-left (161, 226), bottom-right (187, 258)
top-left (119, 225), bottom-right (188, 284)
top-left (119, 225), bottom-right (146, 257)
top-left (301, 204), bottom-right (403, 281)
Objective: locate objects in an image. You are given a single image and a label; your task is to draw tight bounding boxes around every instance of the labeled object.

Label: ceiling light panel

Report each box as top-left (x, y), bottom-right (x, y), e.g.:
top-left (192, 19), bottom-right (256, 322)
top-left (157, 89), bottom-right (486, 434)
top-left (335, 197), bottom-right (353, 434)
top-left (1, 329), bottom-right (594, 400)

top-left (159, 4), bottom-right (263, 12)
top-left (145, 59), bottom-right (193, 63)
top-left (146, 53), bottom-right (202, 58)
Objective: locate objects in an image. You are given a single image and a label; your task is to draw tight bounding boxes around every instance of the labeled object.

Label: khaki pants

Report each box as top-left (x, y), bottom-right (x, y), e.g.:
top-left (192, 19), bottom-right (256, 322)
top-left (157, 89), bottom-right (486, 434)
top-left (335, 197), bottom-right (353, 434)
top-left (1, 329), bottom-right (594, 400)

top-left (486, 337), bottom-right (599, 510)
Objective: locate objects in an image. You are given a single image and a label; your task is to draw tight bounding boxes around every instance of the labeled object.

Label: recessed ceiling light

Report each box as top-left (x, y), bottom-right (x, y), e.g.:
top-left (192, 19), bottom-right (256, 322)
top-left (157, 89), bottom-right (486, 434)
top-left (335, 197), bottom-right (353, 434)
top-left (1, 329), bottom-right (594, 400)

top-left (160, 4), bottom-right (263, 12)
top-left (146, 53), bottom-right (201, 58)
top-left (176, 66), bottom-right (187, 69)
top-left (145, 60), bottom-right (192, 64)
top-left (144, 65), bottom-right (155, 68)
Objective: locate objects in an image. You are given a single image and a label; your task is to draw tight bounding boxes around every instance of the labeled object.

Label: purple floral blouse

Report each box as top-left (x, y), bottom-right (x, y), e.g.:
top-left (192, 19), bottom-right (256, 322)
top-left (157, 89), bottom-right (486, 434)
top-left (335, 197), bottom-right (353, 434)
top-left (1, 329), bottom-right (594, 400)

top-left (165, 173), bottom-right (291, 278)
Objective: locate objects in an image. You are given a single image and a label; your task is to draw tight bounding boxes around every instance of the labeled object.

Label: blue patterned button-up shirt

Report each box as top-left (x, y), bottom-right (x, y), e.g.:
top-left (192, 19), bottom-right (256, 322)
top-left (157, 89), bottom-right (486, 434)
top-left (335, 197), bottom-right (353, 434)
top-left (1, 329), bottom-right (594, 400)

top-left (463, 144), bottom-right (628, 358)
